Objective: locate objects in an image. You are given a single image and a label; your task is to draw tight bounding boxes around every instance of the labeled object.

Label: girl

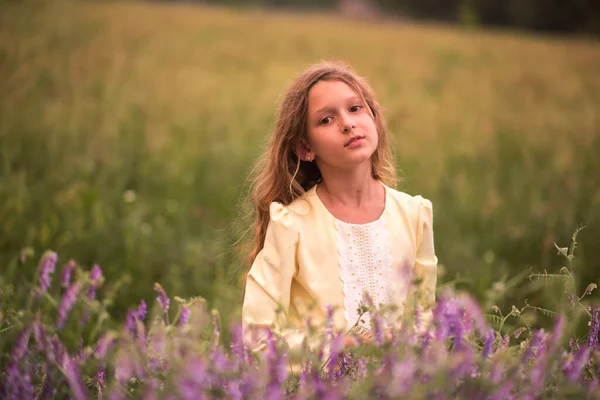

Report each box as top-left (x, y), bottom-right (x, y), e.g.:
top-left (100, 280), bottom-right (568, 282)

top-left (242, 61), bottom-right (437, 357)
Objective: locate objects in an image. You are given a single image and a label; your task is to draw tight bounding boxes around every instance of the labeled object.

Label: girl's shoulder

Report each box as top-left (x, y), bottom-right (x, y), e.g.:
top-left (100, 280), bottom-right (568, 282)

top-left (267, 187), bottom-right (316, 228)
top-left (383, 184), bottom-right (433, 216)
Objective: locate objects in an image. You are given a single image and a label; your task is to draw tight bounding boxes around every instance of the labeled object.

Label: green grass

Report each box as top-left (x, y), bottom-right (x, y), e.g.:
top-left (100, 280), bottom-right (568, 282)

top-left (1, 0), bottom-right (599, 324)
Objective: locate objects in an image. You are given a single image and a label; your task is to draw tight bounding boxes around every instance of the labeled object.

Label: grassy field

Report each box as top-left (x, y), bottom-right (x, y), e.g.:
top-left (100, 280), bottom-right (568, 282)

top-left (1, 0), bottom-right (599, 324)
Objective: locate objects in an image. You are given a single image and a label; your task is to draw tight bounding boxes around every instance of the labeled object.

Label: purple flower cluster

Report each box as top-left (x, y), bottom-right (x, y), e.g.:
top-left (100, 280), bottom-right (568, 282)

top-left (154, 283), bottom-right (170, 314)
top-left (87, 264), bottom-right (103, 300)
top-left (180, 306), bottom-right (191, 326)
top-left (61, 259), bottom-right (76, 288)
top-left (57, 281), bottom-right (82, 329)
top-left (38, 251), bottom-right (57, 293)
top-left (125, 299), bottom-right (148, 333)
top-left (588, 306), bottom-right (599, 349)
top-left (3, 252), bottom-right (600, 400)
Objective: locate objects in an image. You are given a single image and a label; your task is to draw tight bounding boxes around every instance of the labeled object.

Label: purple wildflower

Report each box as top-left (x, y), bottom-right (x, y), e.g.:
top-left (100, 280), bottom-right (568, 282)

top-left (20, 370), bottom-right (35, 400)
top-left (12, 326), bottom-right (32, 362)
top-left (339, 352), bottom-right (357, 378)
top-left (569, 337), bottom-right (579, 354)
top-left (33, 318), bottom-right (45, 351)
top-left (357, 357), bottom-right (368, 379)
top-left (489, 361), bottom-right (506, 384)
top-left (372, 313), bottom-right (384, 345)
top-left (38, 364), bottom-right (53, 400)
top-left (224, 379), bottom-right (243, 400)
top-left (87, 264), bottom-right (103, 299)
top-left (489, 382), bottom-right (513, 400)
top-left (1, 343), bottom-right (35, 399)
top-left (57, 281), bottom-right (83, 329)
top-left (178, 357), bottom-right (206, 400)
top-left (46, 336), bottom-right (66, 365)
top-left (61, 259), bottom-right (76, 288)
top-left (587, 306), bottom-right (599, 349)
top-left (124, 300), bottom-right (148, 335)
top-left (529, 332), bottom-right (552, 391)
top-left (62, 353), bottom-right (87, 400)
top-left (564, 345), bottom-right (591, 383)
top-left (483, 328), bottom-right (495, 358)
top-left (96, 370), bottom-right (106, 397)
top-left (115, 351), bottom-right (136, 385)
top-left (499, 334), bottom-right (510, 349)
top-left (80, 265), bottom-right (102, 328)
top-left (451, 346), bottom-right (475, 380)
top-left (180, 306), bottom-right (191, 326)
top-left (419, 331), bottom-right (433, 351)
top-left (39, 251), bottom-right (57, 293)
top-left (3, 362), bottom-right (20, 399)
top-left (265, 329), bottom-right (287, 399)
top-left (327, 333), bottom-right (344, 379)
top-left (388, 354), bottom-right (417, 396)
top-left (210, 347), bottom-right (231, 373)
top-left (4, 363), bottom-right (35, 400)
top-left (324, 304), bottom-right (335, 339)
top-left (125, 309), bottom-right (137, 332)
top-left (433, 296), bottom-right (465, 349)
top-left (154, 283), bottom-right (170, 313)
top-left (137, 299), bottom-right (147, 321)
top-left (230, 324), bottom-right (246, 361)
top-left (238, 372), bottom-right (257, 398)
top-left (94, 333), bottom-right (114, 360)
top-left (523, 330), bottom-right (547, 363)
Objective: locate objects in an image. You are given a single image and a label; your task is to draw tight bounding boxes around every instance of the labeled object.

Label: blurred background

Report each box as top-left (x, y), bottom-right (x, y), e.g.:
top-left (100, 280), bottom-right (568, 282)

top-left (1, 0), bottom-right (599, 327)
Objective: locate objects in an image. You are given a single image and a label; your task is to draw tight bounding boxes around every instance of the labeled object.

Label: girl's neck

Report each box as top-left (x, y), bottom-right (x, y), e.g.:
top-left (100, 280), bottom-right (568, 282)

top-left (317, 164), bottom-right (381, 209)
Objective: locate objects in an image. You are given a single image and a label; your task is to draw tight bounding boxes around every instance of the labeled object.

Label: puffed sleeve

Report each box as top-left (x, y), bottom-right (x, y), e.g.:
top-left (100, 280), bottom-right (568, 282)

top-left (242, 202), bottom-right (307, 362)
top-left (411, 196), bottom-right (438, 329)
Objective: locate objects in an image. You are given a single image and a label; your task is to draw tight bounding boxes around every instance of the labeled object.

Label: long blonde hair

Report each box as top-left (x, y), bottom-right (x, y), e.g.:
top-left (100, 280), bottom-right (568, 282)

top-left (247, 61), bottom-right (397, 266)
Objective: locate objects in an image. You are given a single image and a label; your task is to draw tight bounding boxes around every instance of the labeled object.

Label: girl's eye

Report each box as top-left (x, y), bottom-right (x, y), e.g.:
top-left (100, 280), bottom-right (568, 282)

top-left (319, 117), bottom-right (332, 125)
top-left (350, 105), bottom-right (362, 112)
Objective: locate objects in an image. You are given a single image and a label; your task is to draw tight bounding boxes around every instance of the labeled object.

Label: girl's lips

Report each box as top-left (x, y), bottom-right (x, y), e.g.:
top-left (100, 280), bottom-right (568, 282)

top-left (345, 137), bottom-right (364, 148)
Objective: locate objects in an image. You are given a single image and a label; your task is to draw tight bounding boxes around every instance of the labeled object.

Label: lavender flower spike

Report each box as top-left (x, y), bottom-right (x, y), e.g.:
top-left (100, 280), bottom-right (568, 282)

top-left (180, 306), bottom-right (191, 326)
top-left (57, 281), bottom-right (83, 329)
top-left (62, 353), bottom-right (88, 400)
top-left (12, 326), bottom-right (32, 362)
top-left (154, 283), bottom-right (170, 313)
top-left (587, 306), bottom-right (599, 349)
top-left (94, 333), bottom-right (114, 360)
top-left (125, 309), bottom-right (137, 333)
top-left (483, 328), bottom-right (495, 359)
top-left (39, 251), bottom-right (58, 293)
top-left (61, 259), bottom-right (76, 288)
top-left (87, 264), bottom-right (103, 299)
top-left (564, 345), bottom-right (591, 383)
top-left (137, 299), bottom-right (147, 321)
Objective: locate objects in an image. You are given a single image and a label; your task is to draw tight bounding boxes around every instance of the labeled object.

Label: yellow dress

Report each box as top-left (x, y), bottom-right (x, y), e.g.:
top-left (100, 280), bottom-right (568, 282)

top-left (242, 183), bottom-right (438, 359)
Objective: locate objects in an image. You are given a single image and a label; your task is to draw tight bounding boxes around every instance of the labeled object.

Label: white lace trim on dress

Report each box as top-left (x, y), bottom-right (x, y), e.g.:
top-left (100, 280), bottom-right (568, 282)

top-left (336, 216), bottom-right (395, 329)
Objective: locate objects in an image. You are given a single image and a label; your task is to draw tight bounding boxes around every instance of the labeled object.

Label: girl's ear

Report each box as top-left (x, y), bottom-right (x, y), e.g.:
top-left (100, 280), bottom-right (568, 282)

top-left (294, 140), bottom-right (314, 162)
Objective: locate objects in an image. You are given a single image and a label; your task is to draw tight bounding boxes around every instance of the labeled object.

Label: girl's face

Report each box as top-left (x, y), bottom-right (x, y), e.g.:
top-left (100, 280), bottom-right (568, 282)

top-left (303, 80), bottom-right (378, 172)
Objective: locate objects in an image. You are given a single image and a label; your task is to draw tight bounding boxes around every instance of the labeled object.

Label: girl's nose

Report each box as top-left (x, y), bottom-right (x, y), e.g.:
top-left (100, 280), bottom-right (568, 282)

top-left (340, 114), bottom-right (356, 133)
top-left (342, 124), bottom-right (355, 133)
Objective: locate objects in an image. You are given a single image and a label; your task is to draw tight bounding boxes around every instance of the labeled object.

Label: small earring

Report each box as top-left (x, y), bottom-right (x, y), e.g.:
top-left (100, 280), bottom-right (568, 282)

top-left (307, 155), bottom-right (314, 162)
